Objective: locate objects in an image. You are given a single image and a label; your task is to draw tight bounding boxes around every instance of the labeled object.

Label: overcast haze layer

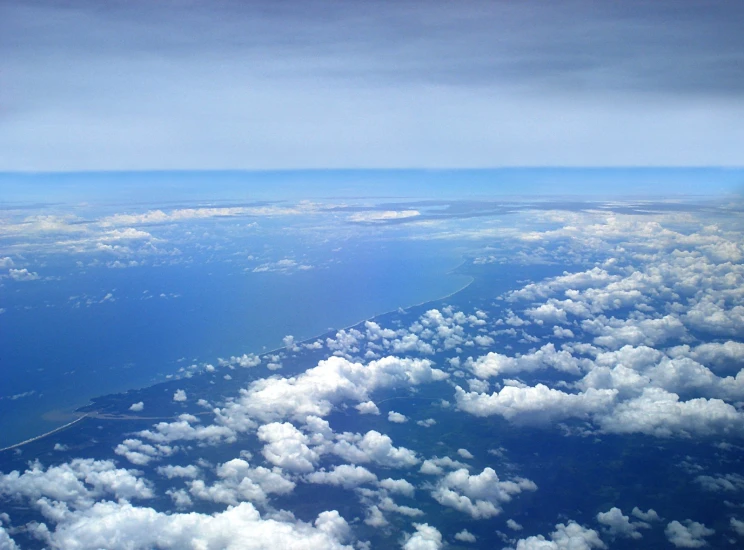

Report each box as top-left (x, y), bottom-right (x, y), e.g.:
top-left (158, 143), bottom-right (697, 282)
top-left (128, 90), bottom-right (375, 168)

top-left (1, 0), bottom-right (743, 170)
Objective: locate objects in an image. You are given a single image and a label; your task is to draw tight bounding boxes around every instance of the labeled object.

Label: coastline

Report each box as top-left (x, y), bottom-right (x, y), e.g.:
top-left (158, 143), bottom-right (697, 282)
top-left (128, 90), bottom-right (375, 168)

top-left (1, 261), bottom-right (475, 452)
top-left (0, 414), bottom-right (88, 453)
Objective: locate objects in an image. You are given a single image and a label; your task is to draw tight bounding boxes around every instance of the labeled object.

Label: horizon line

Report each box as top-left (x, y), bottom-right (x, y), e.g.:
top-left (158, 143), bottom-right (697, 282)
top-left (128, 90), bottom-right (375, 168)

top-left (2, 166), bottom-right (744, 176)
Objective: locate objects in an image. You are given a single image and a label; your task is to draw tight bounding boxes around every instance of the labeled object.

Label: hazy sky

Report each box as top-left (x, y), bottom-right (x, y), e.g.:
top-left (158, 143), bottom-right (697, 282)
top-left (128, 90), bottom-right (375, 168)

top-left (2, 0), bottom-right (743, 171)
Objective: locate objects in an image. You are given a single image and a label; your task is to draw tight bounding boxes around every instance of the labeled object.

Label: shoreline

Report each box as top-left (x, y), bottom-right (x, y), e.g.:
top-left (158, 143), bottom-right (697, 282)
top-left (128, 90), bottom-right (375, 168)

top-left (1, 262), bottom-right (476, 452)
top-left (0, 414), bottom-right (88, 453)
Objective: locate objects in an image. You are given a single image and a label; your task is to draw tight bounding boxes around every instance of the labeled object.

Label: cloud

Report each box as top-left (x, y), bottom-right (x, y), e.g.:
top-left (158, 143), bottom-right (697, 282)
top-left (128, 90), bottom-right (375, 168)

top-left (252, 258), bottom-right (313, 273)
top-left (173, 390), bottom-right (187, 402)
top-left (4, 1), bottom-right (744, 170)
top-left (138, 415), bottom-right (236, 446)
top-left (454, 529), bottom-right (476, 542)
top-left (694, 473), bottom-right (744, 492)
top-left (457, 448), bottom-right (474, 459)
top-left (465, 343), bottom-right (583, 379)
top-left (597, 387), bottom-right (744, 438)
top-left (596, 507), bottom-right (649, 539)
top-left (631, 508), bottom-right (661, 522)
top-left (670, 341), bottom-right (744, 374)
top-left (584, 314), bottom-right (687, 349)
top-left (402, 523), bottom-right (443, 550)
top-left (455, 384), bottom-right (616, 425)
top-left (306, 465), bottom-right (377, 489)
top-left (215, 355), bottom-right (446, 428)
top-left (0, 525), bottom-right (19, 550)
top-left (115, 438), bottom-right (173, 466)
top-left (100, 206), bottom-right (312, 227)
top-left (8, 268), bottom-right (40, 281)
top-left (509, 267), bottom-right (619, 301)
top-left (355, 401), bottom-right (380, 415)
top-left (129, 402), bottom-right (144, 412)
top-left (665, 520), bottom-right (715, 548)
top-left (348, 210), bottom-right (420, 223)
top-left (731, 518), bottom-right (744, 537)
top-left (431, 467), bottom-right (536, 519)
top-left (332, 430), bottom-right (419, 469)
top-left (378, 478), bottom-right (415, 498)
top-left (43, 500), bottom-right (353, 550)
top-left (156, 465), bottom-right (200, 480)
top-left (387, 411), bottom-right (408, 423)
top-left (507, 519), bottom-right (523, 531)
top-left (419, 456), bottom-right (470, 476)
top-left (375, 496), bottom-right (423, 518)
top-left (0, 459), bottom-right (153, 512)
top-left (189, 458), bottom-right (295, 506)
top-left (257, 423), bottom-right (319, 473)
top-left (514, 521), bottom-right (606, 550)
top-left (684, 298), bottom-right (744, 337)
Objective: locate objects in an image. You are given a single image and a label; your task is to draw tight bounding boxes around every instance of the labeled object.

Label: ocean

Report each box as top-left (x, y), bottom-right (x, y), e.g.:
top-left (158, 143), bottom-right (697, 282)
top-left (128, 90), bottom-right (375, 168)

top-left (0, 237), bottom-right (471, 448)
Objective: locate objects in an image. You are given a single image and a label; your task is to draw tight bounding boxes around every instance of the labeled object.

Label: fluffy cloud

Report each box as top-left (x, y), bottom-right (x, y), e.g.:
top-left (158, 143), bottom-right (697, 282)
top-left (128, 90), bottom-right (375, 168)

top-left (332, 430), bottom-right (419, 469)
top-left (216, 355), bottom-right (446, 429)
top-left (694, 473), bottom-right (744, 492)
top-left (173, 390), bottom-right (187, 402)
top-left (129, 402), bottom-right (145, 412)
top-left (0, 459), bottom-right (153, 513)
top-left (455, 384), bottom-right (616, 424)
top-left (670, 341), bottom-right (744, 374)
top-left (157, 465), bottom-right (200, 479)
top-left (454, 529), bottom-right (476, 542)
top-left (402, 523), bottom-right (443, 550)
top-left (431, 467), bottom-right (536, 519)
top-left (138, 415), bottom-right (236, 446)
top-left (376, 496), bottom-right (424, 518)
top-left (419, 456), bottom-right (470, 476)
top-left (257, 423), bottom-right (319, 473)
top-left (584, 314), bottom-right (686, 349)
top-left (684, 298), bottom-right (744, 337)
top-left (596, 507), bottom-right (649, 539)
top-left (189, 458), bottom-right (295, 506)
top-left (514, 521), bottom-right (606, 550)
top-left (0, 525), bottom-right (18, 550)
top-left (508, 267), bottom-right (619, 301)
top-left (631, 508), bottom-right (661, 522)
top-left (115, 438), bottom-right (173, 466)
top-left (306, 465), bottom-right (377, 489)
top-left (457, 448), bottom-right (474, 459)
top-left (465, 343), bottom-right (583, 379)
top-left (219, 354), bottom-right (262, 368)
top-left (388, 411), bottom-right (408, 423)
top-left (45, 500), bottom-right (352, 550)
top-left (356, 401), bottom-right (380, 415)
top-left (378, 478), bottom-right (415, 498)
top-left (507, 519), bottom-right (523, 530)
top-left (665, 520), bottom-right (715, 548)
top-left (597, 388), bottom-right (744, 438)
top-left (8, 268), bottom-right (40, 281)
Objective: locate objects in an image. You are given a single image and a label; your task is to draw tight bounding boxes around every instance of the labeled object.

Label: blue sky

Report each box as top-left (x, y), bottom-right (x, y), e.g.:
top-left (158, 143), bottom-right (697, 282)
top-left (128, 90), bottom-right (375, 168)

top-left (1, 0), bottom-right (743, 170)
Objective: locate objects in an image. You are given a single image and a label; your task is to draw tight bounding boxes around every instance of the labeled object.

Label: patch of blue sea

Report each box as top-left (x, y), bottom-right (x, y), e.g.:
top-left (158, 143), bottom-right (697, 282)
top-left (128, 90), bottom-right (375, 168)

top-left (1, 238), bottom-right (552, 449)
